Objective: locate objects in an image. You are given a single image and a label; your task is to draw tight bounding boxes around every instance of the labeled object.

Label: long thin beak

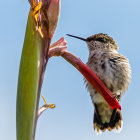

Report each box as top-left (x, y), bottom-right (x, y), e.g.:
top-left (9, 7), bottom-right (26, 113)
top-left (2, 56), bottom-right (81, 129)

top-left (66, 34), bottom-right (87, 41)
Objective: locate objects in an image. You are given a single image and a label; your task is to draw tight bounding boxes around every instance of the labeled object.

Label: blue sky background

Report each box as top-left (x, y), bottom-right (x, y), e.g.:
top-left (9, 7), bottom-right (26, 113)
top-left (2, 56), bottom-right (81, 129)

top-left (0, 0), bottom-right (140, 140)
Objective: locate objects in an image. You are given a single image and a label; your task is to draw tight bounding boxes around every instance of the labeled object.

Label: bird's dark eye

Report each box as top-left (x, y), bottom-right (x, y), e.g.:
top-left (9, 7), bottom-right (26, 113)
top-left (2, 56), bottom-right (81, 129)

top-left (96, 38), bottom-right (106, 42)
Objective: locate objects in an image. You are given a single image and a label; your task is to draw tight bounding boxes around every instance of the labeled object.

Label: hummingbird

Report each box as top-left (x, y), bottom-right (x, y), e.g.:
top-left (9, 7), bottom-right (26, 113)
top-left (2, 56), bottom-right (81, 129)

top-left (67, 33), bottom-right (131, 133)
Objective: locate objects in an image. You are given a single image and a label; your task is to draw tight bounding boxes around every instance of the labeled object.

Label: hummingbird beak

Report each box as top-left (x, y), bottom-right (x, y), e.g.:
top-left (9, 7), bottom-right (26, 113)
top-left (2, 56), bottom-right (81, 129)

top-left (66, 34), bottom-right (87, 41)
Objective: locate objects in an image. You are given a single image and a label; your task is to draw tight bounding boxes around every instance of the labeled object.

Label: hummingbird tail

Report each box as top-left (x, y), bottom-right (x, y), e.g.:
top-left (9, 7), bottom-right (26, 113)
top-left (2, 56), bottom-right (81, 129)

top-left (93, 108), bottom-right (123, 134)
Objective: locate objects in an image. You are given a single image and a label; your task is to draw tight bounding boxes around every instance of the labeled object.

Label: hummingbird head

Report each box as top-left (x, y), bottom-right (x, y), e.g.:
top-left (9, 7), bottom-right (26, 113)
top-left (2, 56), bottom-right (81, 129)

top-left (67, 33), bottom-right (118, 51)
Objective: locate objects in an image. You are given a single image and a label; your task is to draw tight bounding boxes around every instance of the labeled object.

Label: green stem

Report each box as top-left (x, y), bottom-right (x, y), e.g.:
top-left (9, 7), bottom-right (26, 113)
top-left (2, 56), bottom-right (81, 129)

top-left (16, 10), bottom-right (44, 140)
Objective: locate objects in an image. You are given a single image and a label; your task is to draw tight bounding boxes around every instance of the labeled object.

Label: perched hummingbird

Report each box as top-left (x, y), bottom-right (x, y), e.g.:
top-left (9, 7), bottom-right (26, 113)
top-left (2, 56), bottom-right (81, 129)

top-left (67, 33), bottom-right (131, 133)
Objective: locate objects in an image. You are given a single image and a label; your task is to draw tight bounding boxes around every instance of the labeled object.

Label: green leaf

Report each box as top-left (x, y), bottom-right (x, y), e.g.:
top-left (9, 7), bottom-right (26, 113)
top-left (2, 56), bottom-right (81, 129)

top-left (16, 10), bottom-right (43, 140)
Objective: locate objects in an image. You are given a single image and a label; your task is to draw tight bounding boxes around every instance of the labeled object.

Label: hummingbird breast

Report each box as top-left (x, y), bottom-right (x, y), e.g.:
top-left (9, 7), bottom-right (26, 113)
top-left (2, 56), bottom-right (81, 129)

top-left (86, 50), bottom-right (131, 97)
top-left (85, 49), bottom-right (131, 127)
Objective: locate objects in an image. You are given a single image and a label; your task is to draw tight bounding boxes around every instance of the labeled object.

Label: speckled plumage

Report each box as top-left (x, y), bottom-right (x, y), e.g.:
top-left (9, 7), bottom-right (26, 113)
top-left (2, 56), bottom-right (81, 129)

top-left (67, 33), bottom-right (131, 133)
top-left (85, 33), bottom-right (131, 133)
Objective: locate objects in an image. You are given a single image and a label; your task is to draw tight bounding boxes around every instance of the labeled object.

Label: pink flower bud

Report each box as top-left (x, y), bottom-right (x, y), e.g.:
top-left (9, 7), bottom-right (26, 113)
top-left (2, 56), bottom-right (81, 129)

top-left (41, 0), bottom-right (60, 39)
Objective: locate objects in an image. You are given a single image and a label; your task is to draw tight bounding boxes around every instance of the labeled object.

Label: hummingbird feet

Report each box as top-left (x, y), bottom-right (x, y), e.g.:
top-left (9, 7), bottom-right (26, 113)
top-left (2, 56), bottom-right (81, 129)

top-left (112, 91), bottom-right (121, 101)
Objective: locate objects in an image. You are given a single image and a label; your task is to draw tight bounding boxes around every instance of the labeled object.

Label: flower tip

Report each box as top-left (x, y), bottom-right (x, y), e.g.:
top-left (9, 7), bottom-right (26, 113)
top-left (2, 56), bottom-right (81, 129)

top-left (111, 104), bottom-right (121, 110)
top-left (118, 105), bottom-right (121, 110)
top-left (49, 104), bottom-right (55, 109)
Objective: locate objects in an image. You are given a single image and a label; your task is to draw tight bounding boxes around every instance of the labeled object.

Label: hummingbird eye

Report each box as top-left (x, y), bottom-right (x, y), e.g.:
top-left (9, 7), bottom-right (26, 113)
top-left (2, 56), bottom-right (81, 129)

top-left (95, 37), bottom-right (106, 42)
